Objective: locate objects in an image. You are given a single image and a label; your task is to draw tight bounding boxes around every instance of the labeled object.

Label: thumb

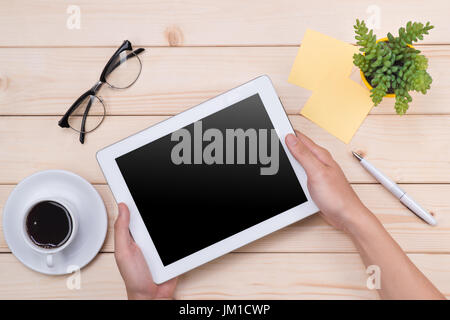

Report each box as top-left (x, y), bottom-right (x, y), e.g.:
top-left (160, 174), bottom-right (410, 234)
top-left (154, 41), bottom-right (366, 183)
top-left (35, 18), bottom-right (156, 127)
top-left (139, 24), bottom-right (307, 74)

top-left (285, 133), bottom-right (324, 175)
top-left (114, 203), bottom-right (133, 252)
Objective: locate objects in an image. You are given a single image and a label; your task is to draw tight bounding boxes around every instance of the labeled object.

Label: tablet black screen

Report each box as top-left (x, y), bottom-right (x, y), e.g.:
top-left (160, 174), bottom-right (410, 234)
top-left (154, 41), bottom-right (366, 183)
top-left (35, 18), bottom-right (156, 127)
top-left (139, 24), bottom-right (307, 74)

top-left (116, 94), bottom-right (307, 266)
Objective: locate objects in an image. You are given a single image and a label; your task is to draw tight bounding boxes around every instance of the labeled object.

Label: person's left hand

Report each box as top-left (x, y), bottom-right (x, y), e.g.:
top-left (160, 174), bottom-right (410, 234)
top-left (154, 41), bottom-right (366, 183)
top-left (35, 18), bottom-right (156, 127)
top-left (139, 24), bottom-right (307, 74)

top-left (114, 203), bottom-right (178, 300)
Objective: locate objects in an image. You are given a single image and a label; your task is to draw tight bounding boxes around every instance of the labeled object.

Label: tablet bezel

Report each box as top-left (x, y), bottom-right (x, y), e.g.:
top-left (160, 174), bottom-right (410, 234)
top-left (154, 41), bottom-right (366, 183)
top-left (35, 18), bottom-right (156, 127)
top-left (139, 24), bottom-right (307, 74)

top-left (97, 75), bottom-right (318, 284)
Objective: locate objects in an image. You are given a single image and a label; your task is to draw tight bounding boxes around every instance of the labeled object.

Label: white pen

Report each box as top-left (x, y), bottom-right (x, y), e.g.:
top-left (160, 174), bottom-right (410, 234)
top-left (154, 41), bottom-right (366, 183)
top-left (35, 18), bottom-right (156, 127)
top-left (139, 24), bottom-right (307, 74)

top-left (352, 151), bottom-right (436, 226)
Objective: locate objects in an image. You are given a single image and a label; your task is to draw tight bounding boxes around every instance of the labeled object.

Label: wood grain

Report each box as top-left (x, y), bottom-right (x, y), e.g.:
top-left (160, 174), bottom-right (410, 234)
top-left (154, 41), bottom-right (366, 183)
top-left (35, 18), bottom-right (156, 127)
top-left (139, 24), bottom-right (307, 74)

top-left (1, 0), bottom-right (449, 300)
top-left (0, 115), bottom-right (448, 184)
top-left (0, 253), bottom-right (126, 300)
top-left (1, 184), bottom-right (449, 254)
top-left (0, 252), bottom-right (448, 299)
top-left (0, 1), bottom-right (449, 46)
top-left (0, 46), bottom-right (449, 116)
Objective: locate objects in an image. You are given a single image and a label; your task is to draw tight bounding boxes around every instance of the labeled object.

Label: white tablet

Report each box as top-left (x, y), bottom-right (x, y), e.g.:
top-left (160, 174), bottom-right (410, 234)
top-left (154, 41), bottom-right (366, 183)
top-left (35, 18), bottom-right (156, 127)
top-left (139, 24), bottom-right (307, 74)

top-left (97, 75), bottom-right (318, 283)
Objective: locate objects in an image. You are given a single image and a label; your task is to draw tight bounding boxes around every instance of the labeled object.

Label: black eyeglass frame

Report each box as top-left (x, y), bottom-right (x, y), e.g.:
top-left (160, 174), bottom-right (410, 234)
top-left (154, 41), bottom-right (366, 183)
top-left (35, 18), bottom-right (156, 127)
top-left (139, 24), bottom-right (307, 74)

top-left (58, 40), bottom-right (145, 144)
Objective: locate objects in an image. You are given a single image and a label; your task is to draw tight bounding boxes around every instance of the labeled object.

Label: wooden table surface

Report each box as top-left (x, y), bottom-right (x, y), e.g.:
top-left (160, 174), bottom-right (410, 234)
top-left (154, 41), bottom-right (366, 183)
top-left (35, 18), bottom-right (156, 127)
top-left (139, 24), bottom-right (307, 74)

top-left (1, 0), bottom-right (449, 299)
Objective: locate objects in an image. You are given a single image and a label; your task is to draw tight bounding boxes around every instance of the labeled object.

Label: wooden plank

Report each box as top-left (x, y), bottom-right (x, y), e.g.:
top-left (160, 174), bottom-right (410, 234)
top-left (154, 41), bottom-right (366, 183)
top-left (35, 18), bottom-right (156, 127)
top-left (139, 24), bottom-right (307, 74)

top-left (0, 252), bottom-right (448, 299)
top-left (0, 1), bottom-right (449, 46)
top-left (0, 46), bottom-right (448, 116)
top-left (0, 115), bottom-right (449, 184)
top-left (1, 184), bottom-right (449, 254)
top-left (0, 253), bottom-right (126, 299)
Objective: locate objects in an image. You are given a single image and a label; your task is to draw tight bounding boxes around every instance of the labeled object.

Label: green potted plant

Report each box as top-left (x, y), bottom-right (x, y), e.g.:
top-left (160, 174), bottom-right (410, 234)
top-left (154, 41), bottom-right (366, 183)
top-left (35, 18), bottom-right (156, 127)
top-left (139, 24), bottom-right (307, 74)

top-left (353, 19), bottom-right (434, 114)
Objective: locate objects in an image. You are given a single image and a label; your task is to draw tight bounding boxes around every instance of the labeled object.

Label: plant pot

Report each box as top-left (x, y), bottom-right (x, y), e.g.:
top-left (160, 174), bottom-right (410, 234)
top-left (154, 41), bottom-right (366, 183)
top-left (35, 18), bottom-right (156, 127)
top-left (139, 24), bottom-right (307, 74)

top-left (359, 37), bottom-right (415, 98)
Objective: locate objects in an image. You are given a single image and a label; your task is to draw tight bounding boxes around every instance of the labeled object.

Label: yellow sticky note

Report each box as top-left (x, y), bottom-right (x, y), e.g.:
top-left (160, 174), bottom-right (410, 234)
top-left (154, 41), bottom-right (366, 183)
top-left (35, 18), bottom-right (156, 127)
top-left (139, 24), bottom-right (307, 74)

top-left (300, 75), bottom-right (373, 144)
top-left (288, 29), bottom-right (358, 91)
top-left (288, 29), bottom-right (374, 143)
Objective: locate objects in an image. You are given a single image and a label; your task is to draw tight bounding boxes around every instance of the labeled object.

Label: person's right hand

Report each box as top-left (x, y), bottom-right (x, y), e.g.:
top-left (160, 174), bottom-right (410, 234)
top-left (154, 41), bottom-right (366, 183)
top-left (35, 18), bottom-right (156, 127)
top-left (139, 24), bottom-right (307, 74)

top-left (285, 131), bottom-right (371, 232)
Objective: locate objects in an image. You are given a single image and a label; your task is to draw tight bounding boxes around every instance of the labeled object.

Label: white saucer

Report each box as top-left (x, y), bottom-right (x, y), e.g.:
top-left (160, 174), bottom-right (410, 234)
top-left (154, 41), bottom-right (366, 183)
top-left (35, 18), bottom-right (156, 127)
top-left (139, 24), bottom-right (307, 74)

top-left (3, 170), bottom-right (108, 275)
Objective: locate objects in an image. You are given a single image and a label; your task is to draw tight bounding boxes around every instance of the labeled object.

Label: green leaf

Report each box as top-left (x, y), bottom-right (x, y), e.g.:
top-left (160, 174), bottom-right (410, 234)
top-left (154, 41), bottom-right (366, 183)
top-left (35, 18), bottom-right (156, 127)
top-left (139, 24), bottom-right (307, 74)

top-left (353, 19), bottom-right (433, 114)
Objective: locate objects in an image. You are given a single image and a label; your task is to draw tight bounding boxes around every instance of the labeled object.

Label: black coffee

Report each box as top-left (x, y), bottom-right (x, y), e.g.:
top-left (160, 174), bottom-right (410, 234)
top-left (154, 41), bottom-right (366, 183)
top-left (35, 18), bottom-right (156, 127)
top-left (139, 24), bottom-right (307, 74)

top-left (26, 201), bottom-right (73, 249)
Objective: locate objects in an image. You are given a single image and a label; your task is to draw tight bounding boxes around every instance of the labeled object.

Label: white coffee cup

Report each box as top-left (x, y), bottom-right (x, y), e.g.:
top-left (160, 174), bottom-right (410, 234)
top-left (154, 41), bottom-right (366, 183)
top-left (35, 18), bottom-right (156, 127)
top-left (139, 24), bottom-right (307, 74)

top-left (22, 198), bottom-right (78, 268)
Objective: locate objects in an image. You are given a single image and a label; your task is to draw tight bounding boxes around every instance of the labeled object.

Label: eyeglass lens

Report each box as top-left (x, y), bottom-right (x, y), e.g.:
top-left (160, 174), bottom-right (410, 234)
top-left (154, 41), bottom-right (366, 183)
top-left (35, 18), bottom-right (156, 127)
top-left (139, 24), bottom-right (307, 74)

top-left (104, 50), bottom-right (142, 89)
top-left (68, 95), bottom-right (106, 133)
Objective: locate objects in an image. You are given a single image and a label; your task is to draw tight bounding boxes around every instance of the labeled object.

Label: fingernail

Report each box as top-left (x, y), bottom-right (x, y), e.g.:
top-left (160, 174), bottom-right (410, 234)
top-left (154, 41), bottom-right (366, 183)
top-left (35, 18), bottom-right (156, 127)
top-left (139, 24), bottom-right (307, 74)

top-left (286, 134), bottom-right (298, 146)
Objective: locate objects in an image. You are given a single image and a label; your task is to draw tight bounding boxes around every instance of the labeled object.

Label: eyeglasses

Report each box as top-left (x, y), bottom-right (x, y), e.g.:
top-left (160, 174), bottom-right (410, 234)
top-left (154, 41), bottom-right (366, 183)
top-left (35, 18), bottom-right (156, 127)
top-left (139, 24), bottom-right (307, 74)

top-left (58, 40), bottom-right (145, 144)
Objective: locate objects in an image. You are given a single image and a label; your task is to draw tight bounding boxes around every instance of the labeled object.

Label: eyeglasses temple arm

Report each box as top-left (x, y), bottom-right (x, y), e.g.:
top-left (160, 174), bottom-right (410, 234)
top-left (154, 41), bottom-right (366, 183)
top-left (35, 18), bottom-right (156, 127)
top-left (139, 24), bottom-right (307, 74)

top-left (104, 48), bottom-right (145, 78)
top-left (59, 90), bottom-right (92, 128)
top-left (79, 95), bottom-right (94, 144)
top-left (100, 40), bottom-right (134, 82)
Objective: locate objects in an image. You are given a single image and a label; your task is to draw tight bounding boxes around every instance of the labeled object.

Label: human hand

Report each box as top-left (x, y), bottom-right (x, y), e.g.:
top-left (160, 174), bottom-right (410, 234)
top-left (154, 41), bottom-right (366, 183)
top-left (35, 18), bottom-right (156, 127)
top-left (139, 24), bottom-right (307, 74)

top-left (114, 203), bottom-right (178, 300)
top-left (285, 131), bottom-right (371, 233)
top-left (285, 132), bottom-right (446, 300)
